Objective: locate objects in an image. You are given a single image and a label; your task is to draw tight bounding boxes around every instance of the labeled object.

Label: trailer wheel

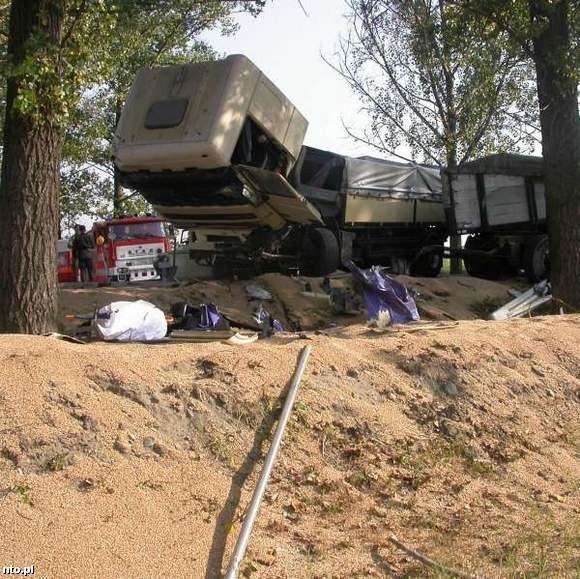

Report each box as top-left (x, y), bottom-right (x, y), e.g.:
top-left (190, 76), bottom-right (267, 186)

top-left (302, 227), bottom-right (340, 276)
top-left (523, 234), bottom-right (549, 282)
top-left (410, 250), bottom-right (443, 277)
top-left (463, 235), bottom-right (512, 280)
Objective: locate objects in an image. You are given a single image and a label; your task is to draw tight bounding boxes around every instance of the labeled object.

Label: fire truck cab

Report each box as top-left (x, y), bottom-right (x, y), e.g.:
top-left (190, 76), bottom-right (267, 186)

top-left (92, 215), bottom-right (171, 282)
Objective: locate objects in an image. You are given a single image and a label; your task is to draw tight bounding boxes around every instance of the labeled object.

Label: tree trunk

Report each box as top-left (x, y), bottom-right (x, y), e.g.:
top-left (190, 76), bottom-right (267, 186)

top-left (439, 0), bottom-right (462, 275)
top-left (113, 166), bottom-right (123, 217)
top-left (530, 0), bottom-right (580, 309)
top-left (446, 156), bottom-right (463, 275)
top-left (0, 0), bottom-right (63, 333)
top-left (113, 97), bottom-right (123, 217)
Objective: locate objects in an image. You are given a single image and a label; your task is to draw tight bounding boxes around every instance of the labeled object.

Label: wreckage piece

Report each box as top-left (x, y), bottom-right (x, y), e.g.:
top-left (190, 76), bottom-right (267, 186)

top-left (169, 302), bottom-right (230, 331)
top-left (226, 332), bottom-right (259, 345)
top-left (489, 280), bottom-right (552, 320)
top-left (245, 282), bottom-right (272, 301)
top-left (346, 261), bottom-right (420, 325)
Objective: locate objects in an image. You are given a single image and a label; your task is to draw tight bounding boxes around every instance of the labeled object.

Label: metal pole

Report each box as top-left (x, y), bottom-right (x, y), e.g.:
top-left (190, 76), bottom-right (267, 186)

top-left (223, 345), bottom-right (312, 579)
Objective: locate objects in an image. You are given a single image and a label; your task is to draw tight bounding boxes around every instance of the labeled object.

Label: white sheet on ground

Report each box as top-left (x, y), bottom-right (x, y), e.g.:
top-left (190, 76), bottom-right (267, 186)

top-left (96, 300), bottom-right (167, 342)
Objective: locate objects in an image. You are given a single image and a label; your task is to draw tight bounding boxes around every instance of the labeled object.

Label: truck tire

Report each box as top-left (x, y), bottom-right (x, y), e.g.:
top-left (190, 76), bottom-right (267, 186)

top-left (410, 249), bottom-right (443, 277)
top-left (212, 258), bottom-right (233, 279)
top-left (463, 235), bottom-right (512, 280)
top-left (523, 234), bottom-right (549, 282)
top-left (302, 227), bottom-right (340, 276)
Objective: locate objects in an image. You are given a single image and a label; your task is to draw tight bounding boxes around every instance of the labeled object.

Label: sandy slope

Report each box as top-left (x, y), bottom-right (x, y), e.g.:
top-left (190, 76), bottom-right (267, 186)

top-left (1, 314), bottom-right (579, 578)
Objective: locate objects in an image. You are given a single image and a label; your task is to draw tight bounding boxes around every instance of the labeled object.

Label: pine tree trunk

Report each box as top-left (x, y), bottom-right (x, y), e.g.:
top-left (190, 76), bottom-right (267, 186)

top-left (530, 0), bottom-right (580, 309)
top-left (0, 0), bottom-right (63, 333)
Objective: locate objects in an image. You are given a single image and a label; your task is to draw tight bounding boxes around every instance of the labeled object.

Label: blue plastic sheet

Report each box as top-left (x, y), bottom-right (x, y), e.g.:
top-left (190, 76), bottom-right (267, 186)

top-left (199, 303), bottom-right (226, 329)
top-left (345, 261), bottom-right (419, 325)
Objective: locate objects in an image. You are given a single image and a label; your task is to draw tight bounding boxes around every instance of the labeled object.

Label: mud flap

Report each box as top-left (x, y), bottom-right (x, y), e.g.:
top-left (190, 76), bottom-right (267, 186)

top-left (234, 165), bottom-right (323, 228)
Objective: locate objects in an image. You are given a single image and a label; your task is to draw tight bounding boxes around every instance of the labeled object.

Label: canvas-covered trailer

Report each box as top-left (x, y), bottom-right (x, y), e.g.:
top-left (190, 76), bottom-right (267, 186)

top-left (442, 153), bottom-right (548, 280)
top-left (290, 146), bottom-right (447, 275)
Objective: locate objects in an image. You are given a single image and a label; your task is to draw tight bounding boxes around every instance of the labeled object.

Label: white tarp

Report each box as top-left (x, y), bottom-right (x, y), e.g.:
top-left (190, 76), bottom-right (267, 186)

top-left (96, 300), bottom-right (167, 342)
top-left (345, 157), bottom-right (442, 201)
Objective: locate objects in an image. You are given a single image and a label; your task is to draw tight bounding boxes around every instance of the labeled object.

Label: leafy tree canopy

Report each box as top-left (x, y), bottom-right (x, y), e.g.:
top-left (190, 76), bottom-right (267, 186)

top-left (1, 0), bottom-right (266, 231)
top-left (332, 0), bottom-right (541, 166)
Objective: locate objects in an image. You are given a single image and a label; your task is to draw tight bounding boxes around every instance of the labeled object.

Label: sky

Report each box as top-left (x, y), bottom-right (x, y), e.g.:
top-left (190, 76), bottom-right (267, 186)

top-left (201, 0), bottom-right (379, 159)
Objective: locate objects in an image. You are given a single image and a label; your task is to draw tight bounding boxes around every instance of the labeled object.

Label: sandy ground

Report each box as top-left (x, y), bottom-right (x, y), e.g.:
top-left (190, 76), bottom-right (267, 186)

top-left (1, 308), bottom-right (579, 577)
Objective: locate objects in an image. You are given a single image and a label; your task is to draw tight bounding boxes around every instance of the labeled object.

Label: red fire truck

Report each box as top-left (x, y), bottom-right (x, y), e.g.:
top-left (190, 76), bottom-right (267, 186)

top-left (58, 216), bottom-right (171, 284)
top-left (92, 215), bottom-right (171, 282)
top-left (57, 239), bottom-right (76, 283)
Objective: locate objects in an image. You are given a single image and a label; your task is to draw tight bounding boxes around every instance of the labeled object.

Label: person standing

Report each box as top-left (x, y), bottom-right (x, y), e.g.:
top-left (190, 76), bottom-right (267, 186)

top-left (77, 225), bottom-right (94, 283)
top-left (69, 225), bottom-right (82, 282)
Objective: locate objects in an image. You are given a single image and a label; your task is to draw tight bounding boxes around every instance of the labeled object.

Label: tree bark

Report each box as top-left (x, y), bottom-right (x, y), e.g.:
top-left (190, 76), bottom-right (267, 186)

top-left (0, 0), bottom-right (63, 333)
top-left (446, 154), bottom-right (463, 275)
top-left (439, 0), bottom-right (463, 275)
top-left (113, 97), bottom-right (124, 217)
top-left (530, 0), bottom-right (580, 309)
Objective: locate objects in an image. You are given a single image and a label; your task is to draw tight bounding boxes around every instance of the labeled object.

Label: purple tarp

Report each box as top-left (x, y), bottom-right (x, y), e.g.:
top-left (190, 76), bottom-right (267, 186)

top-left (346, 261), bottom-right (419, 325)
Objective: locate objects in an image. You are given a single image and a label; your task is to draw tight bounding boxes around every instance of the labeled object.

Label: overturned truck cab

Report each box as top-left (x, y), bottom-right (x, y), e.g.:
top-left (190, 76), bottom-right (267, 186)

top-left (114, 54), bottom-right (447, 277)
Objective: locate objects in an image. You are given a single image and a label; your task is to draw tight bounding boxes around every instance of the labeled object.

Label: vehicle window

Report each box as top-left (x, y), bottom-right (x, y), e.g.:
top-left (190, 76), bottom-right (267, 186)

top-left (145, 98), bottom-right (189, 129)
top-left (108, 221), bottom-right (165, 240)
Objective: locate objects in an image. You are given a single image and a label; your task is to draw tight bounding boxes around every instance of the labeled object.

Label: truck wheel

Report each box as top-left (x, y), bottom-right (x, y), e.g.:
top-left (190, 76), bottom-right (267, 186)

top-left (212, 258), bottom-right (233, 280)
top-left (523, 234), bottom-right (549, 282)
top-left (463, 235), bottom-right (512, 280)
top-left (302, 227), bottom-right (340, 276)
top-left (410, 250), bottom-right (443, 277)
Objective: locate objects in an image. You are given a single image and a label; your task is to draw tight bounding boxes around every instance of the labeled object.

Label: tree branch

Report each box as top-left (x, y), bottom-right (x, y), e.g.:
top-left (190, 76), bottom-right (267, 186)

top-left (60, 0), bottom-right (88, 48)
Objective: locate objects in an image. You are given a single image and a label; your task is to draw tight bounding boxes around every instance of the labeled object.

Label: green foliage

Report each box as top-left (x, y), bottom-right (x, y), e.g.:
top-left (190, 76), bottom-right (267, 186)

top-left (333, 0), bottom-right (541, 165)
top-left (1, 0), bottom-right (266, 228)
top-left (59, 168), bottom-right (111, 232)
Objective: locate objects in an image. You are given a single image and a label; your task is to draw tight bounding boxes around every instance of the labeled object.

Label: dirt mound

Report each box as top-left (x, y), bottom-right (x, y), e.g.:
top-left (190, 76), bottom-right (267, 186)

top-left (397, 274), bottom-right (520, 321)
top-left (58, 273), bottom-right (517, 334)
top-left (59, 273), bottom-right (332, 332)
top-left (1, 316), bottom-right (579, 577)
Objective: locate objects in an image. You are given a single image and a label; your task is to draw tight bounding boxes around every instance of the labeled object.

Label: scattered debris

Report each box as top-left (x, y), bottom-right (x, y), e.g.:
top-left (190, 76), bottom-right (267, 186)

top-left (253, 303), bottom-right (284, 337)
top-left (44, 332), bottom-right (87, 344)
top-left (490, 279), bottom-right (552, 320)
top-left (346, 261), bottom-right (419, 325)
top-left (245, 282), bottom-right (273, 301)
top-left (226, 333), bottom-right (259, 346)
top-left (387, 534), bottom-right (481, 579)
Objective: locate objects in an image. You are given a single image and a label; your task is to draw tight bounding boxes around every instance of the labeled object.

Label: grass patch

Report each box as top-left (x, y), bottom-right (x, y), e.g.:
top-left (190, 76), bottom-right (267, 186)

top-left (136, 479), bottom-right (163, 491)
top-left (207, 433), bottom-right (233, 466)
top-left (493, 516), bottom-right (580, 577)
top-left (12, 483), bottom-right (33, 506)
top-left (394, 437), bottom-right (493, 480)
top-left (42, 453), bottom-right (69, 472)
